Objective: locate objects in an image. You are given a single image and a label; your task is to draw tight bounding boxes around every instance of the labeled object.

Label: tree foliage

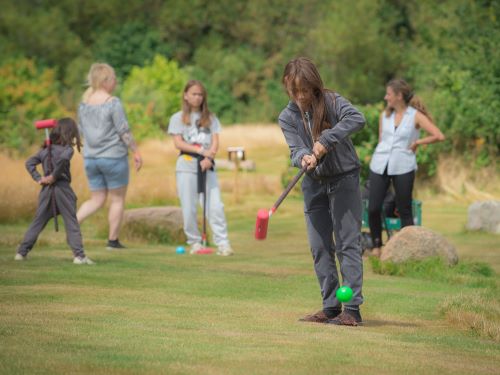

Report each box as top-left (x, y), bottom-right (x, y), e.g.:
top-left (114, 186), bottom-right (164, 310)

top-left (0, 58), bottom-right (67, 151)
top-left (0, 0), bottom-right (498, 170)
top-left (121, 55), bottom-right (188, 140)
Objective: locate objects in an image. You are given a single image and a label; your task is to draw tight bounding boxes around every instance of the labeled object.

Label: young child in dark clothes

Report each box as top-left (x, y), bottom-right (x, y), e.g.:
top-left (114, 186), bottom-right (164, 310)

top-left (15, 118), bottom-right (94, 265)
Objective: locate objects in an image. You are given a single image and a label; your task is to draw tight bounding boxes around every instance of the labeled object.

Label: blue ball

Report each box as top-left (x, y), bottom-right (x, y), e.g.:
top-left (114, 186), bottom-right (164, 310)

top-left (175, 246), bottom-right (185, 254)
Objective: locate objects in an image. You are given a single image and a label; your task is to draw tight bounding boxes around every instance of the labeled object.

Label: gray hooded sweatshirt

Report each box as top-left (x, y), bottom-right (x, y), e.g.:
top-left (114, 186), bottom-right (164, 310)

top-left (278, 92), bottom-right (365, 180)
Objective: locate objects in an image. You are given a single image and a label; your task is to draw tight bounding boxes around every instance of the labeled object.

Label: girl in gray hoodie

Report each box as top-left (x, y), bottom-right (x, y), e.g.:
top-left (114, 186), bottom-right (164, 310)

top-left (15, 118), bottom-right (94, 265)
top-left (278, 57), bottom-right (365, 326)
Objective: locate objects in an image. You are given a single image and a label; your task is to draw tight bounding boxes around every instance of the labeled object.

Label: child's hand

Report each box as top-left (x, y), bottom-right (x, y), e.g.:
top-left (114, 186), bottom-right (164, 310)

top-left (301, 154), bottom-right (317, 171)
top-left (200, 157), bottom-right (213, 172)
top-left (312, 142), bottom-right (327, 160)
top-left (39, 175), bottom-right (54, 185)
top-left (204, 149), bottom-right (216, 159)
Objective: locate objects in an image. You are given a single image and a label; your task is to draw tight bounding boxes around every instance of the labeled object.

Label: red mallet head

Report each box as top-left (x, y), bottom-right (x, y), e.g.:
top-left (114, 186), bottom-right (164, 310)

top-left (255, 208), bottom-right (272, 240)
top-left (34, 119), bottom-right (57, 129)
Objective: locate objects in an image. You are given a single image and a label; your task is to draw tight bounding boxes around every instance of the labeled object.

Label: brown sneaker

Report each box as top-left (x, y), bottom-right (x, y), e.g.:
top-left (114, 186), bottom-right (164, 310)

top-left (326, 310), bottom-right (362, 326)
top-left (299, 310), bottom-right (330, 323)
top-left (299, 308), bottom-right (342, 323)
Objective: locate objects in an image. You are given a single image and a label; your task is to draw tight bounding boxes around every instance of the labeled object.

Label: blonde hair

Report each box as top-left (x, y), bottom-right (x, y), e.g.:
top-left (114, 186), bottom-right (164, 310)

top-left (82, 63), bottom-right (115, 102)
top-left (385, 79), bottom-right (433, 121)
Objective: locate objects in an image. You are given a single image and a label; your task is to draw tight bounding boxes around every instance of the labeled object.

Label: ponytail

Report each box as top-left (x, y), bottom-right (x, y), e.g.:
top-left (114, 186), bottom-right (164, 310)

top-left (409, 95), bottom-right (433, 122)
top-left (82, 87), bottom-right (94, 102)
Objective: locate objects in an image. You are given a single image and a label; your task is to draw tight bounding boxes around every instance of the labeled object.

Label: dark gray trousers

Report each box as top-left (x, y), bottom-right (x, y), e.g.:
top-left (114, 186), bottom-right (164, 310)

top-left (302, 171), bottom-right (363, 309)
top-left (18, 184), bottom-right (85, 258)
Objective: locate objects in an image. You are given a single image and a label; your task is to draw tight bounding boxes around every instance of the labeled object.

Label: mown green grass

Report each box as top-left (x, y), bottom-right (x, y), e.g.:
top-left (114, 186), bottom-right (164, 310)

top-left (1, 195), bottom-right (499, 374)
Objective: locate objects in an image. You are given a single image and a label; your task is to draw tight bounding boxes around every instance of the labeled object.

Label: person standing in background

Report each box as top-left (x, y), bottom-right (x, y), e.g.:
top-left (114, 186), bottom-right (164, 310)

top-left (168, 80), bottom-right (234, 256)
top-left (368, 79), bottom-right (445, 257)
top-left (15, 118), bottom-right (94, 265)
top-left (77, 63), bottom-right (143, 249)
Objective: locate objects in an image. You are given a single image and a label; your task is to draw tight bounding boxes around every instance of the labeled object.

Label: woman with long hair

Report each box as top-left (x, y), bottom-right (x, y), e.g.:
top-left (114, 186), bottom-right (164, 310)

top-left (368, 79), bottom-right (445, 257)
top-left (167, 80), bottom-right (233, 256)
top-left (279, 57), bottom-right (366, 326)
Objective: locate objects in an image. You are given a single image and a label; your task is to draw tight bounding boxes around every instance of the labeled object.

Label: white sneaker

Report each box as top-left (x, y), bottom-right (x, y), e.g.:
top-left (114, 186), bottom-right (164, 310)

top-left (189, 243), bottom-right (203, 254)
top-left (73, 256), bottom-right (95, 265)
top-left (14, 253), bottom-right (26, 261)
top-left (217, 244), bottom-right (234, 256)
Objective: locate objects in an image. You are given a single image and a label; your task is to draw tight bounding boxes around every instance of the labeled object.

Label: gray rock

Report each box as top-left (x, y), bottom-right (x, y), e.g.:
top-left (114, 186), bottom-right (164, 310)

top-left (467, 200), bottom-right (500, 234)
top-left (122, 206), bottom-right (186, 244)
top-left (380, 226), bottom-right (458, 265)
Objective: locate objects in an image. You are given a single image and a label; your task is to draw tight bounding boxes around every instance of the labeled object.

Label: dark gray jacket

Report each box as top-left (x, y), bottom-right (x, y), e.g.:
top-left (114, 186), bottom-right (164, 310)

top-left (278, 92), bottom-right (365, 180)
top-left (26, 145), bottom-right (74, 185)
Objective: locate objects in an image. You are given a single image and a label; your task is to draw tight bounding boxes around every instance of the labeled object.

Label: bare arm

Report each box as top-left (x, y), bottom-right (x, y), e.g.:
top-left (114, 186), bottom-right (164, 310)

top-left (172, 134), bottom-right (204, 155)
top-left (207, 133), bottom-right (219, 158)
top-left (410, 112), bottom-right (445, 152)
top-left (171, 134), bottom-right (215, 159)
top-left (120, 131), bottom-right (142, 172)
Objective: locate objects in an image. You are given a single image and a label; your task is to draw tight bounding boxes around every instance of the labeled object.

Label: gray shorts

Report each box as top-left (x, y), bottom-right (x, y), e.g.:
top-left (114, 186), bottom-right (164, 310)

top-left (84, 156), bottom-right (129, 191)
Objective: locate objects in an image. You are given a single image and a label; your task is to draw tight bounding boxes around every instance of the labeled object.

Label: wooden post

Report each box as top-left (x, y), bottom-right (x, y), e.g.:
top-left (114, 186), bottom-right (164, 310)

top-left (227, 147), bottom-right (245, 204)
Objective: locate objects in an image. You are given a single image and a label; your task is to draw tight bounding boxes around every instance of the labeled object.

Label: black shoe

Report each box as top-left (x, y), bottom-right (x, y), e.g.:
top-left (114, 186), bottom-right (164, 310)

top-left (106, 239), bottom-right (126, 250)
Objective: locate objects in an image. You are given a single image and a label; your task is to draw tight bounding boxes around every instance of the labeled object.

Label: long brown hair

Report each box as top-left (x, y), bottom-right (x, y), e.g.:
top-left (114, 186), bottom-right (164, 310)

top-left (46, 118), bottom-right (82, 152)
top-left (282, 57), bottom-right (333, 140)
top-left (385, 79), bottom-right (433, 121)
top-left (182, 80), bottom-right (212, 128)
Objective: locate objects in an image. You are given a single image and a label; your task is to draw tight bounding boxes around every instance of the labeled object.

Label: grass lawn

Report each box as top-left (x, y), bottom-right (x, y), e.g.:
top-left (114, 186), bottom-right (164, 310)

top-left (1, 126), bottom-right (498, 374)
top-left (1, 195), bottom-right (499, 375)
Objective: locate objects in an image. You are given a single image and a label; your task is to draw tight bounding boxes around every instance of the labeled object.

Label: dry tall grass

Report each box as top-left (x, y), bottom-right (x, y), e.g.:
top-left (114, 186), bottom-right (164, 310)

top-left (0, 124), bottom-right (289, 222)
top-left (440, 293), bottom-right (500, 342)
top-left (434, 155), bottom-right (500, 202)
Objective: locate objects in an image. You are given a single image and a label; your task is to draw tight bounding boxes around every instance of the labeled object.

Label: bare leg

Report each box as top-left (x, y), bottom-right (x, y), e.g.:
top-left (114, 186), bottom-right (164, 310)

top-left (77, 190), bottom-right (107, 224)
top-left (107, 185), bottom-right (127, 241)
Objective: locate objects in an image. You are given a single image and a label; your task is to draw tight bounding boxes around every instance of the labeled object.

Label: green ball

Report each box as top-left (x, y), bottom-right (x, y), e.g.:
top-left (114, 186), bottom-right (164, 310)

top-left (336, 286), bottom-right (353, 303)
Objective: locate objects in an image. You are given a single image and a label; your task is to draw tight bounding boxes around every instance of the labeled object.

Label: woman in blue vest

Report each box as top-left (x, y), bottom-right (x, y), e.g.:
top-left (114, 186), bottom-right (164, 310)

top-left (368, 79), bottom-right (445, 257)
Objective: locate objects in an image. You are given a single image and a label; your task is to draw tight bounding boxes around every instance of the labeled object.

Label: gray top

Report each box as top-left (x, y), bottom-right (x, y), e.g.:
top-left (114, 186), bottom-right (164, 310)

top-left (167, 111), bottom-right (221, 173)
top-left (78, 98), bottom-right (130, 158)
top-left (279, 92), bottom-right (365, 179)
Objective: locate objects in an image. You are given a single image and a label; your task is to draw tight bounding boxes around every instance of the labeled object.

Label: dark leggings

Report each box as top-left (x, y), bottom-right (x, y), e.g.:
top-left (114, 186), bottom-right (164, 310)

top-left (368, 168), bottom-right (415, 247)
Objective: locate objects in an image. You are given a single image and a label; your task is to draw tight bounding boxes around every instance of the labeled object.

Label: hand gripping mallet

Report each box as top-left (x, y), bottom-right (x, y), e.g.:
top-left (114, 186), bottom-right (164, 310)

top-left (254, 166), bottom-right (306, 240)
top-left (34, 119), bottom-right (59, 232)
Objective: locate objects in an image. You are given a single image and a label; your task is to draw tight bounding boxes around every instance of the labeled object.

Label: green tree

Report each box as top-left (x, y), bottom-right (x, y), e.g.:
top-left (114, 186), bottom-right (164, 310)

top-left (407, 0), bottom-right (500, 171)
top-left (0, 58), bottom-right (67, 152)
top-left (308, 0), bottom-right (407, 104)
top-left (121, 55), bottom-right (188, 140)
top-left (93, 22), bottom-right (171, 79)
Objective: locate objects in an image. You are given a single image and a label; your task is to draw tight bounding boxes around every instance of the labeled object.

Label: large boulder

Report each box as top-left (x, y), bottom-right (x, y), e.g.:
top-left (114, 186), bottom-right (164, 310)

top-left (380, 226), bottom-right (458, 265)
top-left (467, 200), bottom-right (500, 234)
top-left (121, 206), bottom-right (186, 244)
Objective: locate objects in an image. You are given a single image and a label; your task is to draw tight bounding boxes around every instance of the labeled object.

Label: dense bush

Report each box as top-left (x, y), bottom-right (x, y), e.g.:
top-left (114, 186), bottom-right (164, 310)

top-left (120, 55), bottom-right (188, 140)
top-left (0, 0), bottom-right (498, 168)
top-left (0, 58), bottom-right (68, 152)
